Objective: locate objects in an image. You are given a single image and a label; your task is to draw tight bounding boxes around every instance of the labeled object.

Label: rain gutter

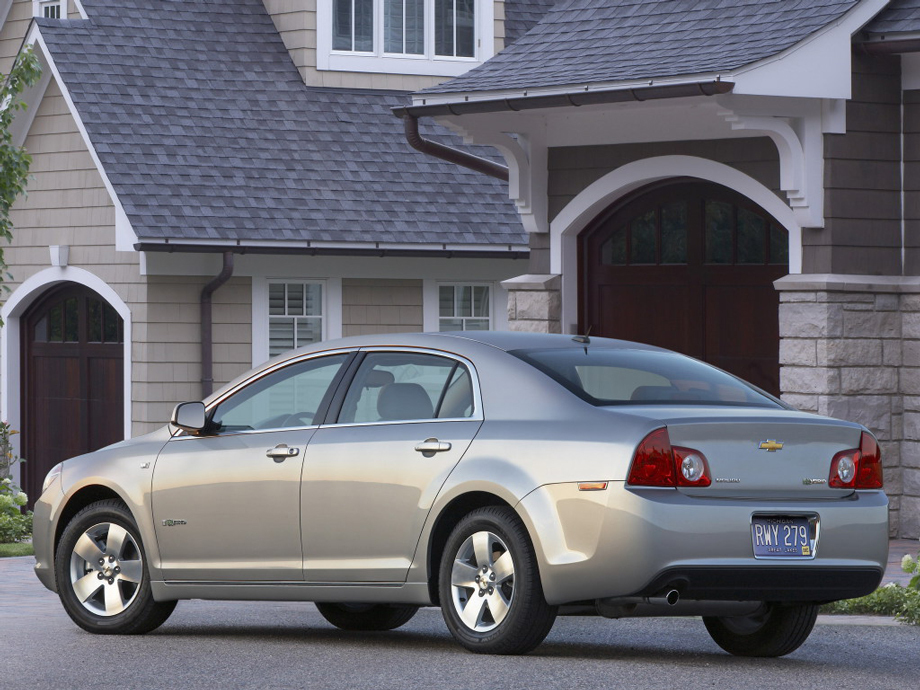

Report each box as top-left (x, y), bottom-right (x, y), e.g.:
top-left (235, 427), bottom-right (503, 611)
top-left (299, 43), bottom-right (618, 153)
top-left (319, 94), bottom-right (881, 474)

top-left (393, 80), bottom-right (734, 179)
top-left (200, 251), bottom-right (234, 397)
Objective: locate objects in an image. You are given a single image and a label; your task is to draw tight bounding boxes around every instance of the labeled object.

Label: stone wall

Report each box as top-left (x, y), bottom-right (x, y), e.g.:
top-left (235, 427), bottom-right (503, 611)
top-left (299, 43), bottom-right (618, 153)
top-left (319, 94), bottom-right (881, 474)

top-left (501, 274), bottom-right (562, 333)
top-left (776, 274), bottom-right (920, 538)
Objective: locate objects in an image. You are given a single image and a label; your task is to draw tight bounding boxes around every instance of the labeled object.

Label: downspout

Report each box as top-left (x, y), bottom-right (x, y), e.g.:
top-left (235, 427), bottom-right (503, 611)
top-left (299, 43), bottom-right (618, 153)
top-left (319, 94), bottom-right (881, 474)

top-left (402, 114), bottom-right (509, 181)
top-left (200, 251), bottom-right (234, 398)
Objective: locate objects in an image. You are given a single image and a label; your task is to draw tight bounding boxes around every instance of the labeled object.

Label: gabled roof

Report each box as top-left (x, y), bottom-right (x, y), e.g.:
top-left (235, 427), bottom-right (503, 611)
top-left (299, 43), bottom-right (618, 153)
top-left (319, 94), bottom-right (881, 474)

top-left (33, 0), bottom-right (524, 251)
top-left (420, 0), bottom-right (861, 96)
top-left (865, 0), bottom-right (920, 34)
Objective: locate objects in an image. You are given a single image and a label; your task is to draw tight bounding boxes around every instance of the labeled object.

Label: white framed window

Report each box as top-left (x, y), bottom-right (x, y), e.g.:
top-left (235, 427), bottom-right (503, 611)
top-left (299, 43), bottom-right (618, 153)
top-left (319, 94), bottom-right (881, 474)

top-left (318, 0), bottom-right (494, 77)
top-left (34, 0), bottom-right (66, 18)
top-left (438, 283), bottom-right (491, 331)
top-left (251, 278), bottom-right (343, 365)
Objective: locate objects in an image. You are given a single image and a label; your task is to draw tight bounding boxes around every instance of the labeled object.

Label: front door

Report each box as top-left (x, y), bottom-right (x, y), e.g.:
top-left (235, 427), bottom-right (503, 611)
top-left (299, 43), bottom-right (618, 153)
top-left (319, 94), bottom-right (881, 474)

top-left (21, 284), bottom-right (124, 505)
top-left (302, 350), bottom-right (481, 583)
top-left (151, 352), bottom-right (351, 581)
top-left (581, 181), bottom-right (788, 395)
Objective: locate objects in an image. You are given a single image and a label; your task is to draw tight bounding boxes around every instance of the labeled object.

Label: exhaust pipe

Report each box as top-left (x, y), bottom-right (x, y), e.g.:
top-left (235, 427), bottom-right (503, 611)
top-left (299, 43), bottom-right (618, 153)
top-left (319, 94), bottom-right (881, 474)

top-left (645, 589), bottom-right (680, 607)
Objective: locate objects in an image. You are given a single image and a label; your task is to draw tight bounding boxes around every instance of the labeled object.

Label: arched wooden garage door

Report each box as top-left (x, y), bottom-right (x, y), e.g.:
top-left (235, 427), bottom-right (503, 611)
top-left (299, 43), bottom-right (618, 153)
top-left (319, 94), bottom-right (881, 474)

top-left (21, 283), bottom-right (124, 504)
top-left (580, 181), bottom-right (788, 395)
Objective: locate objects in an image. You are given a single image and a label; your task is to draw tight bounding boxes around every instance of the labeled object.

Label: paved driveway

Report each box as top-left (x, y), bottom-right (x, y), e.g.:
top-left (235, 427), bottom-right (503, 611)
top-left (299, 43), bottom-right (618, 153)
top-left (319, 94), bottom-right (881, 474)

top-left (2, 555), bottom-right (919, 690)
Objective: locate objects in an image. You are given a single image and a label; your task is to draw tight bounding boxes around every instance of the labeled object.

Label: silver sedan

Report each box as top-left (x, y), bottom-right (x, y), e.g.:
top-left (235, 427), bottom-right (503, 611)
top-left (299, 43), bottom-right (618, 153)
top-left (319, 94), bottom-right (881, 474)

top-left (32, 332), bottom-right (889, 656)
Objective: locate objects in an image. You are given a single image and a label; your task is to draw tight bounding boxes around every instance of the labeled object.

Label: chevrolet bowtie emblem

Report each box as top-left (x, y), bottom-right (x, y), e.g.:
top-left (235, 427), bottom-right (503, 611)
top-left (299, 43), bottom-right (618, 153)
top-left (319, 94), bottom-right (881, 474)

top-left (759, 440), bottom-right (784, 452)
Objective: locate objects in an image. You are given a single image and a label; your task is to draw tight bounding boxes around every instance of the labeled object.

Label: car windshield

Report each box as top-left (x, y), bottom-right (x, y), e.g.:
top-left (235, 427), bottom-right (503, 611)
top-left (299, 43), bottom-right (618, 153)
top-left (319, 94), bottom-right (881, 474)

top-left (510, 347), bottom-right (783, 408)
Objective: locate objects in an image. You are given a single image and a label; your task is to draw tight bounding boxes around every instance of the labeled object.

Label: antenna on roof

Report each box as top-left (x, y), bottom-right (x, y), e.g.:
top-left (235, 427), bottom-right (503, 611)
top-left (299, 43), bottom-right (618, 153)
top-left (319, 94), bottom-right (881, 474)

top-left (572, 326), bottom-right (592, 353)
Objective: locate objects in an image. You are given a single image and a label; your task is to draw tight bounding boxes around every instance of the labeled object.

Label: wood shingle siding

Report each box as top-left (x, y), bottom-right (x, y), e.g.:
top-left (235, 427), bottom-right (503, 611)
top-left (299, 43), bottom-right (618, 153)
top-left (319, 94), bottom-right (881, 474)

top-left (342, 279), bottom-right (423, 336)
top-left (904, 89), bottom-right (920, 274)
top-left (812, 51), bottom-right (902, 276)
top-left (0, 0), bottom-right (30, 76)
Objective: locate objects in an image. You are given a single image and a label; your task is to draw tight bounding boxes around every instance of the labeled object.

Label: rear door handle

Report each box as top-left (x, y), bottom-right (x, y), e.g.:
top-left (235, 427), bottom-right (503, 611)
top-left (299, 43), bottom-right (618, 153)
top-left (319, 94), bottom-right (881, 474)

top-left (415, 438), bottom-right (452, 455)
top-left (266, 444), bottom-right (300, 462)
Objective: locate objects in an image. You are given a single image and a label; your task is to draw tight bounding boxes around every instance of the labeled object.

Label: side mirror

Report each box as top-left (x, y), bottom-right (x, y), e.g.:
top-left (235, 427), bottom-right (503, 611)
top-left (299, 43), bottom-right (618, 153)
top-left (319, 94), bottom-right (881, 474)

top-left (171, 401), bottom-right (207, 433)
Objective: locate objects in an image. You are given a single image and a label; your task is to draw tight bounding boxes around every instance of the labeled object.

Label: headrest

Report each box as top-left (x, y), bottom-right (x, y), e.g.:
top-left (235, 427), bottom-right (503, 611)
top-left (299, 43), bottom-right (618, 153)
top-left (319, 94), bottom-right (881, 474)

top-left (377, 383), bottom-right (433, 421)
top-left (365, 369), bottom-right (396, 388)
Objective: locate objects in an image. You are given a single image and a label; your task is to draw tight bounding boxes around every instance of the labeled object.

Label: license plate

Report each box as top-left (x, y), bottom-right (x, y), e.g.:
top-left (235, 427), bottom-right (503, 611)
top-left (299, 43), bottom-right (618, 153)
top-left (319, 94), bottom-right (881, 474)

top-left (751, 515), bottom-right (815, 558)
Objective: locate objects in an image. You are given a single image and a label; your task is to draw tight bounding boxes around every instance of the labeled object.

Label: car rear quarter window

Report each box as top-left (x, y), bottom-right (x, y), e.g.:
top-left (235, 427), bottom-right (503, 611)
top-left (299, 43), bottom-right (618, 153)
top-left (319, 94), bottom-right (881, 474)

top-left (510, 348), bottom-right (782, 408)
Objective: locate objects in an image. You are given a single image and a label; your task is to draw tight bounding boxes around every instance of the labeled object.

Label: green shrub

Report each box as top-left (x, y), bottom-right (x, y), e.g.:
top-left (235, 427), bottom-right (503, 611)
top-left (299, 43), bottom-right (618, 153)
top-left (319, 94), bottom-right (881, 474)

top-left (0, 422), bottom-right (31, 543)
top-left (821, 541), bottom-right (920, 626)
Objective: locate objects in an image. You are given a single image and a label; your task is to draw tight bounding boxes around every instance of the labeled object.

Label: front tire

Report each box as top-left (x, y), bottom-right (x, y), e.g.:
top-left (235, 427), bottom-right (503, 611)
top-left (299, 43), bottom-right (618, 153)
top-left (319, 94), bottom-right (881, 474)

top-left (55, 499), bottom-right (176, 634)
top-left (703, 603), bottom-right (819, 657)
top-left (315, 602), bottom-right (419, 631)
top-left (439, 506), bottom-right (557, 655)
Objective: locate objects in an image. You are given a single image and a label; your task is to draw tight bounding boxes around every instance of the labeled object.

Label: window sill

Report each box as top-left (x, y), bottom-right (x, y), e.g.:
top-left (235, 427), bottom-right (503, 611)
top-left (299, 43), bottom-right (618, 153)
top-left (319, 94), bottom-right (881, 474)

top-left (321, 52), bottom-right (483, 78)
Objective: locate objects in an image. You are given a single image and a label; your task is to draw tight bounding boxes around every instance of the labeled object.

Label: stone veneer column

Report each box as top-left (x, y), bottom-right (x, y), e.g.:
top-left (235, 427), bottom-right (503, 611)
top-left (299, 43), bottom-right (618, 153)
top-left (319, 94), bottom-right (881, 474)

top-left (501, 274), bottom-right (562, 333)
top-left (775, 275), bottom-right (920, 538)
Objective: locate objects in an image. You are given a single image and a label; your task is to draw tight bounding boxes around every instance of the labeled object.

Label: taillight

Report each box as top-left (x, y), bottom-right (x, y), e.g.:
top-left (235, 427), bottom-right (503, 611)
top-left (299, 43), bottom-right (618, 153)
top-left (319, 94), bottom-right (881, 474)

top-left (829, 431), bottom-right (883, 489)
top-left (627, 428), bottom-right (711, 487)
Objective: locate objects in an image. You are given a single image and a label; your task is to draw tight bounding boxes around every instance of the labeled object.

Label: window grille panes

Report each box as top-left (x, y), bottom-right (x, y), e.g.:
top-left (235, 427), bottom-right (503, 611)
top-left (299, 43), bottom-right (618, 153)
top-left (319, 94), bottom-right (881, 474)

top-left (268, 283), bottom-right (324, 356)
top-left (41, 2), bottom-right (61, 19)
top-left (660, 203), bottom-right (687, 264)
top-left (385, 0), bottom-right (424, 54)
top-left (770, 225), bottom-right (789, 264)
top-left (629, 210), bottom-right (657, 265)
top-left (737, 207), bottom-right (766, 264)
top-left (334, 0), bottom-right (374, 51)
top-left (439, 284), bottom-right (490, 331)
top-left (63, 297), bottom-right (79, 342)
top-left (435, 0), bottom-right (475, 57)
top-left (705, 200), bottom-right (733, 264)
top-left (600, 227), bottom-right (627, 265)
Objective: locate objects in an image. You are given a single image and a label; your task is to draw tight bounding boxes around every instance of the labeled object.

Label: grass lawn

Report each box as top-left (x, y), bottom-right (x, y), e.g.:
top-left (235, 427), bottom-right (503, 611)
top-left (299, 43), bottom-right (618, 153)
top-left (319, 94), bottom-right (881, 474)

top-left (0, 542), bottom-right (34, 557)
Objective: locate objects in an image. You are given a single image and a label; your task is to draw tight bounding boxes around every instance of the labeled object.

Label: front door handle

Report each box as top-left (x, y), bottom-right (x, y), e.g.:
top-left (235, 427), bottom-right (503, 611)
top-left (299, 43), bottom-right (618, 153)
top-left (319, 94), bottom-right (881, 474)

top-left (415, 438), bottom-right (452, 456)
top-left (266, 444), bottom-right (300, 462)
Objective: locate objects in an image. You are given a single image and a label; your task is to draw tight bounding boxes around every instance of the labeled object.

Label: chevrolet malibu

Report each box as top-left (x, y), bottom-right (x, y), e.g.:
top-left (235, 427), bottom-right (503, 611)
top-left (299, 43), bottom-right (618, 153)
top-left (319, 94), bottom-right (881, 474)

top-left (32, 332), bottom-right (888, 656)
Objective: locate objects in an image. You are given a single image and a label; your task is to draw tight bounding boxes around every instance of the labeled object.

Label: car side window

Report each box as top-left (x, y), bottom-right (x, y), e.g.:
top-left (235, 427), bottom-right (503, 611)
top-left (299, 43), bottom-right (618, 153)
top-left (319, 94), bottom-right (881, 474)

top-left (338, 352), bottom-right (474, 424)
top-left (211, 353), bottom-right (349, 433)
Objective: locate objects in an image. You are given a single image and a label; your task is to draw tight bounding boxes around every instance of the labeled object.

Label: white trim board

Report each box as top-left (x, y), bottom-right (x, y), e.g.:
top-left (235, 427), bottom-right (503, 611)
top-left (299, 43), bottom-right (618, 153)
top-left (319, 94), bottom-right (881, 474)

top-left (1, 267), bottom-right (134, 450)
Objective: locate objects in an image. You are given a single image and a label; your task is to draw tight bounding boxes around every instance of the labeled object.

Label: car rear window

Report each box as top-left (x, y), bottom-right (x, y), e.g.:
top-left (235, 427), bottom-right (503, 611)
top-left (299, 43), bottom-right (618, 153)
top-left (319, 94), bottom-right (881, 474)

top-left (510, 347), bottom-right (784, 408)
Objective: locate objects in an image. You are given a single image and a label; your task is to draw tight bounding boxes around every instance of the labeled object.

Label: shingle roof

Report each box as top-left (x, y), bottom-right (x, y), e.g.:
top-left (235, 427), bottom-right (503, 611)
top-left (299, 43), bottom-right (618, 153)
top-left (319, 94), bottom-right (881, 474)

top-left (36, 0), bottom-right (524, 248)
top-left (421, 0), bottom-right (860, 96)
top-left (865, 0), bottom-right (920, 34)
top-left (504, 0), bottom-right (557, 44)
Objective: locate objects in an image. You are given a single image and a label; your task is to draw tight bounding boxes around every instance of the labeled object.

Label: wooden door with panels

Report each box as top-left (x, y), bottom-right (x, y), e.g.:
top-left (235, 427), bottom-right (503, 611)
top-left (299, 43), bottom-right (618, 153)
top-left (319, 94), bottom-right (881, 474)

top-left (580, 181), bottom-right (789, 396)
top-left (21, 283), bottom-right (124, 505)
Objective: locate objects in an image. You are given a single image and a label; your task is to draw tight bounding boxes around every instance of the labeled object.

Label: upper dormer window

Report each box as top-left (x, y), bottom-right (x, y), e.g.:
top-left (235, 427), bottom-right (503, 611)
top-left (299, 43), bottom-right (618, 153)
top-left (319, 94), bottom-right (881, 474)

top-left (34, 0), bottom-right (67, 19)
top-left (319, 0), bottom-right (492, 77)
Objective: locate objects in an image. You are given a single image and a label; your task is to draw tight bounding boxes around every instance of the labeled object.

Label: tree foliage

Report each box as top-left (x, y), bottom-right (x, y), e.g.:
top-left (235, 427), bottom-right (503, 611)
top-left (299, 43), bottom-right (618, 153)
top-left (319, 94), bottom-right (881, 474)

top-left (1, 46), bottom-right (43, 293)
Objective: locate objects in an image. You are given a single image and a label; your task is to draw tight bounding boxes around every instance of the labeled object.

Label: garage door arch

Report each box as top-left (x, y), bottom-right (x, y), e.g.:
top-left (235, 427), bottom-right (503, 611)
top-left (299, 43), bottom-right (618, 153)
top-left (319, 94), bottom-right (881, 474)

top-left (579, 179), bottom-right (788, 395)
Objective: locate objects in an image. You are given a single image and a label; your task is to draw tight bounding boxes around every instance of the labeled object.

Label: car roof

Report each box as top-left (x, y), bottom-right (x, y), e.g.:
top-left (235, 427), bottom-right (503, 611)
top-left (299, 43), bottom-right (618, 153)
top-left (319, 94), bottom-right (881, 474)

top-left (434, 330), bottom-right (666, 353)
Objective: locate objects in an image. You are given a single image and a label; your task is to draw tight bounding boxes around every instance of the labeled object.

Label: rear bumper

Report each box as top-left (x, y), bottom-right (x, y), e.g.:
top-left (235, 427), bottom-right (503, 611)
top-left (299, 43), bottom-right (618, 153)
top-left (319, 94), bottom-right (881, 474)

top-left (633, 566), bottom-right (883, 602)
top-left (517, 482), bottom-right (889, 605)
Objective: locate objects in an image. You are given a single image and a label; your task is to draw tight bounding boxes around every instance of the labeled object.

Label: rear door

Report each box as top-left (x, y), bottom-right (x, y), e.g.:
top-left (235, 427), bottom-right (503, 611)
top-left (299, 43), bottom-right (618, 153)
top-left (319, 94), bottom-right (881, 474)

top-left (301, 349), bottom-right (482, 583)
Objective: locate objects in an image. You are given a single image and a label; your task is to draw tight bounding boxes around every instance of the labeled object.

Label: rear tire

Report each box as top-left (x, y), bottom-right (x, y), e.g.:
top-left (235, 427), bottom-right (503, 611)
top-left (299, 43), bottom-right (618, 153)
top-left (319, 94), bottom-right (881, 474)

top-left (439, 506), bottom-right (557, 655)
top-left (703, 602), bottom-right (819, 657)
top-left (55, 499), bottom-right (176, 634)
top-left (315, 602), bottom-right (419, 631)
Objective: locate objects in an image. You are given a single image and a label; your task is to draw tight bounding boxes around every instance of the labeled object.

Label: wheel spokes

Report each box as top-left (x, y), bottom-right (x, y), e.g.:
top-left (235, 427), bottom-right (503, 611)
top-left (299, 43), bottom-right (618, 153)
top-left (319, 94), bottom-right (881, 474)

top-left (73, 533), bottom-right (105, 565)
top-left (486, 589), bottom-right (510, 625)
top-left (105, 524), bottom-right (128, 559)
top-left (460, 591), bottom-right (487, 629)
top-left (472, 531), bottom-right (492, 568)
top-left (117, 559), bottom-right (143, 584)
top-left (104, 581), bottom-right (128, 615)
top-left (451, 560), bottom-right (480, 590)
top-left (492, 551), bottom-right (514, 584)
top-left (72, 572), bottom-right (104, 603)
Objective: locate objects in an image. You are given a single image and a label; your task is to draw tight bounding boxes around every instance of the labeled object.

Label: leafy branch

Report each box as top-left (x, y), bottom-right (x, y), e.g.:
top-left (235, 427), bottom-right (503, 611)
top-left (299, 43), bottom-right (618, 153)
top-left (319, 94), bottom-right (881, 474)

top-left (0, 46), bottom-right (43, 297)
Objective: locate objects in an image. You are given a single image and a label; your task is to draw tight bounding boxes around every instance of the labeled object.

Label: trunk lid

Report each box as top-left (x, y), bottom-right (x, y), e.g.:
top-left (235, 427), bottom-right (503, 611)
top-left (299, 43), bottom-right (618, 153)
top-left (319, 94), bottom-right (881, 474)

top-left (609, 405), bottom-right (866, 497)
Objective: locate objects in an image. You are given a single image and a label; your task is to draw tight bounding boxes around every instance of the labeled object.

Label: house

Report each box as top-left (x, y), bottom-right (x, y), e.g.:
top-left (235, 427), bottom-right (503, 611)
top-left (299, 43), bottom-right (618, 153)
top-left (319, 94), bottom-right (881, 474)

top-left (0, 0), bottom-right (536, 502)
top-left (403, 0), bottom-right (920, 538)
